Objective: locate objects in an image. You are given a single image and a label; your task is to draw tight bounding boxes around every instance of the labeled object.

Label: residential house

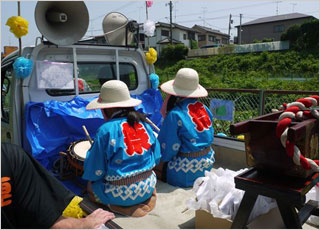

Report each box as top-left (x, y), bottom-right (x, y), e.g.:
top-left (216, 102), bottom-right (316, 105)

top-left (146, 22), bottom-right (199, 54)
top-left (192, 25), bottom-right (230, 48)
top-left (235, 13), bottom-right (316, 44)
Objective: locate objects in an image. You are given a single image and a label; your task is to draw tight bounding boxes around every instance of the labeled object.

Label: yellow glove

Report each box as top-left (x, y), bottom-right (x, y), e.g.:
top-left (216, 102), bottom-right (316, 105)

top-left (62, 196), bottom-right (87, 219)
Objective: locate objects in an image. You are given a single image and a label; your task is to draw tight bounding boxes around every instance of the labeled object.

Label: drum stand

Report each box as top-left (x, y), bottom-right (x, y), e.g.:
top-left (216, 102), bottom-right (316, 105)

top-left (59, 151), bottom-right (73, 180)
top-left (231, 168), bottom-right (319, 229)
top-left (59, 152), bottom-right (87, 195)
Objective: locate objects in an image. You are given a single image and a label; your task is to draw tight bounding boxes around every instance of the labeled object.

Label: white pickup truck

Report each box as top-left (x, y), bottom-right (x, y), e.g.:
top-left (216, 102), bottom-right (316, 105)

top-left (1, 1), bottom-right (152, 150)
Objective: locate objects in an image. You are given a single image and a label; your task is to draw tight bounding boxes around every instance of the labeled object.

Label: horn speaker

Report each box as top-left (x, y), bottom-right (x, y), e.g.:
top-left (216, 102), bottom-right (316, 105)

top-left (102, 12), bottom-right (135, 46)
top-left (35, 1), bottom-right (89, 46)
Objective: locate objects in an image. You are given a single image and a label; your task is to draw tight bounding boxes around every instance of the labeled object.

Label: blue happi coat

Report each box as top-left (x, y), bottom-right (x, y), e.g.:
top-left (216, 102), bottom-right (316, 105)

top-left (158, 98), bottom-right (215, 187)
top-left (82, 117), bottom-right (161, 206)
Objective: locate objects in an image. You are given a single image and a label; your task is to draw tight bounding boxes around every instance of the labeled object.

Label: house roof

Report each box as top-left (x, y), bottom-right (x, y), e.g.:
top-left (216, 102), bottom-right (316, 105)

top-left (236, 13), bottom-right (314, 27)
top-left (156, 22), bottom-right (198, 32)
top-left (192, 25), bottom-right (229, 37)
top-left (156, 38), bottom-right (183, 44)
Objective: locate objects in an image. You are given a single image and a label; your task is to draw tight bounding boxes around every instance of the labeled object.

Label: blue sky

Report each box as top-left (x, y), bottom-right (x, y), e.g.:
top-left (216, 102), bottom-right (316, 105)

top-left (1, 0), bottom-right (319, 52)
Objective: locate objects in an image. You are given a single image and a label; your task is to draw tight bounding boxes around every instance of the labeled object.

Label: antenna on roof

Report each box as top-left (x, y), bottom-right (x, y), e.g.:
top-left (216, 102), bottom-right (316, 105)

top-left (290, 3), bottom-right (297, 13)
top-left (275, 1), bottom-right (282, 15)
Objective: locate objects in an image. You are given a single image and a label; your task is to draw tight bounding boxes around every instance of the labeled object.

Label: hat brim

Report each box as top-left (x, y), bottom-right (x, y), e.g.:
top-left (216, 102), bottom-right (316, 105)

top-left (86, 97), bottom-right (142, 110)
top-left (160, 80), bottom-right (208, 98)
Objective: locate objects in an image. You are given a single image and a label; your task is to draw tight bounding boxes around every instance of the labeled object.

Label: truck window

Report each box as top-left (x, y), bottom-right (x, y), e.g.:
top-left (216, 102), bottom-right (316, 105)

top-left (1, 67), bottom-right (13, 123)
top-left (46, 62), bottom-right (138, 96)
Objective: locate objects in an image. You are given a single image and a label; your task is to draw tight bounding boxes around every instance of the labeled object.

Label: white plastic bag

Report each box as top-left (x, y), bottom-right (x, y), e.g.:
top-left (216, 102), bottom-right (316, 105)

top-left (186, 168), bottom-right (277, 223)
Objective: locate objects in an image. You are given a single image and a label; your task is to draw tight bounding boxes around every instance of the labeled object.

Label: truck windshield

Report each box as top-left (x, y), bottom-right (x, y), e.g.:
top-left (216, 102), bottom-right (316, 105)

top-left (46, 62), bottom-right (138, 96)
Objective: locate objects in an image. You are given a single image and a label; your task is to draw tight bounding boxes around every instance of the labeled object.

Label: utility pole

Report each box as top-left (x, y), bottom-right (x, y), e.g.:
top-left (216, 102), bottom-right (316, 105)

top-left (228, 14), bottom-right (232, 44)
top-left (239, 13), bottom-right (242, 45)
top-left (169, 1), bottom-right (173, 44)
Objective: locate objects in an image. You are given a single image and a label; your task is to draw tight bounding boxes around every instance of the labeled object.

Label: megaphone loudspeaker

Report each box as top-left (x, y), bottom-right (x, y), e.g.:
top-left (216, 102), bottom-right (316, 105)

top-left (35, 1), bottom-right (89, 46)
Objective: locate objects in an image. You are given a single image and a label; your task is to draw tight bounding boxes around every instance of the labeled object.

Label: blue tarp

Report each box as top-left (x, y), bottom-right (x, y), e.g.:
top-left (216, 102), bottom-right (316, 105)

top-left (25, 89), bottom-right (163, 169)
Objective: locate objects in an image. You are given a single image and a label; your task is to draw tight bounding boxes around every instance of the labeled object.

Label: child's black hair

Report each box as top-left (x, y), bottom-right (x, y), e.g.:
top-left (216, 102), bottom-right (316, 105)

top-left (166, 95), bottom-right (185, 112)
top-left (103, 108), bottom-right (146, 128)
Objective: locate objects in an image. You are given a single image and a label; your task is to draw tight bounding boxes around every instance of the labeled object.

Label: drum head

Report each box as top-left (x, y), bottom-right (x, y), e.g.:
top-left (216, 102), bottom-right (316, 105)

top-left (73, 140), bottom-right (91, 161)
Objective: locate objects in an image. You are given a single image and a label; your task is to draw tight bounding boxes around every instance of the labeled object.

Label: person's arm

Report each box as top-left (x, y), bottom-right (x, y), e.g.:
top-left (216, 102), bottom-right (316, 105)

top-left (51, 208), bottom-right (115, 229)
top-left (82, 129), bottom-right (108, 181)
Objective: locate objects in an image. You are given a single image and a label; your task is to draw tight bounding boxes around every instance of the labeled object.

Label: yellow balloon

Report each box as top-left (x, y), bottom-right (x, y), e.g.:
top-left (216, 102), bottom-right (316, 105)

top-left (6, 16), bottom-right (29, 38)
top-left (149, 47), bottom-right (157, 57)
top-left (145, 48), bottom-right (157, 64)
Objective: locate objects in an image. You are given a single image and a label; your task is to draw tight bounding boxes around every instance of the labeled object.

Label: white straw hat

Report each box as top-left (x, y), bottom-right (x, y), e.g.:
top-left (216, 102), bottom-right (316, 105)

top-left (160, 68), bottom-right (208, 98)
top-left (86, 80), bottom-right (142, 110)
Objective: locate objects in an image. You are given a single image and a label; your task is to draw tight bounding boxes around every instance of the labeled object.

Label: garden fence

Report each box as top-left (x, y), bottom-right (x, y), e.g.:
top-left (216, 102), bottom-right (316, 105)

top-left (161, 89), bottom-right (318, 137)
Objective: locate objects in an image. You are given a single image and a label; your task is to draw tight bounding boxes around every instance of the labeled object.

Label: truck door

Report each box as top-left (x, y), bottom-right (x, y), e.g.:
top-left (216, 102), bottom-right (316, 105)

top-left (1, 65), bottom-right (13, 143)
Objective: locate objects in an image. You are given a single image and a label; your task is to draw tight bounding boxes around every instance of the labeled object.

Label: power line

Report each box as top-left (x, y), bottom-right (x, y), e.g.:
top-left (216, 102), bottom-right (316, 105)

top-left (173, 1), bottom-right (278, 18)
top-left (91, 2), bottom-right (137, 21)
top-left (177, 15), bottom-right (228, 24)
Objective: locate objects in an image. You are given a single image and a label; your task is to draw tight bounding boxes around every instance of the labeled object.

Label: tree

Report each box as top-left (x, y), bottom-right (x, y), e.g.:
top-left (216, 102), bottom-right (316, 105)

top-left (281, 19), bottom-right (319, 52)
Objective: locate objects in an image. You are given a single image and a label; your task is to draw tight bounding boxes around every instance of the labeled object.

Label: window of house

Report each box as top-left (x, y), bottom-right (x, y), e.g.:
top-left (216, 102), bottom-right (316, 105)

top-left (183, 34), bottom-right (187, 40)
top-left (198, 35), bottom-right (206, 41)
top-left (188, 32), bottom-right (195, 40)
top-left (46, 63), bottom-right (138, 96)
top-left (216, 39), bottom-right (221, 43)
top-left (161, 29), bottom-right (169, 37)
top-left (1, 66), bottom-right (13, 123)
top-left (208, 35), bottom-right (215, 42)
top-left (273, 25), bottom-right (285, 33)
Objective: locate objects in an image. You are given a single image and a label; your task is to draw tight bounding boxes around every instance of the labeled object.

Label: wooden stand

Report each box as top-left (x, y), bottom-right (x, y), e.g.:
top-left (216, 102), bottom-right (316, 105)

top-left (231, 168), bottom-right (319, 229)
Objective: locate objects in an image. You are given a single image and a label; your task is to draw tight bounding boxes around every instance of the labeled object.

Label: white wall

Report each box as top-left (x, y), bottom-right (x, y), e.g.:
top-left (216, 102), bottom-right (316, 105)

top-left (146, 26), bottom-right (198, 55)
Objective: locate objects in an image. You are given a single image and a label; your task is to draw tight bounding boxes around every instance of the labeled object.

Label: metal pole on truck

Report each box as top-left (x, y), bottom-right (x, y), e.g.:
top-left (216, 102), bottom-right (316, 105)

top-left (169, 1), bottom-right (173, 44)
top-left (17, 1), bottom-right (22, 56)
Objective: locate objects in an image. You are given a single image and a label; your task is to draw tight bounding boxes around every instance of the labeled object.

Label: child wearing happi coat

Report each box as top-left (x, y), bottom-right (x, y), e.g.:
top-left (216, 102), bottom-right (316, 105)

top-left (83, 80), bottom-right (161, 217)
top-left (157, 68), bottom-right (215, 187)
